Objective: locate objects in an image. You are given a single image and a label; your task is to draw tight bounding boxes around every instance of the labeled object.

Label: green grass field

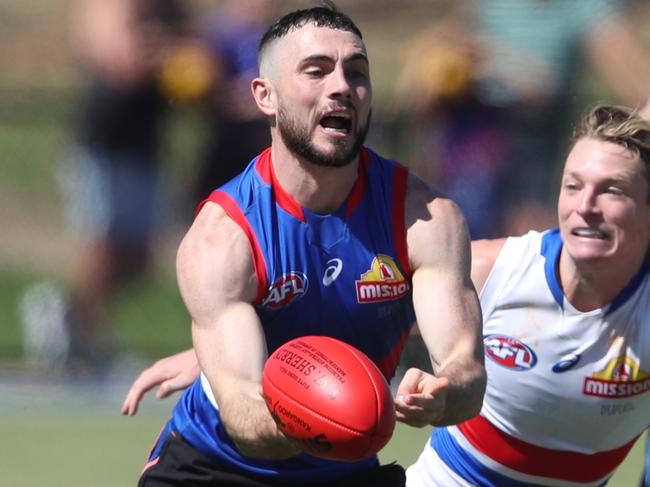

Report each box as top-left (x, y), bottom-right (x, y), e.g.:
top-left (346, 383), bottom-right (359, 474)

top-left (0, 413), bottom-right (170, 487)
top-left (1, 409), bottom-right (645, 486)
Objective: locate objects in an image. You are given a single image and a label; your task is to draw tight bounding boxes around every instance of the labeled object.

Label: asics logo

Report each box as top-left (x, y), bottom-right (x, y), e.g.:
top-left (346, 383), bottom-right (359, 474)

top-left (552, 353), bottom-right (581, 373)
top-left (322, 258), bottom-right (343, 286)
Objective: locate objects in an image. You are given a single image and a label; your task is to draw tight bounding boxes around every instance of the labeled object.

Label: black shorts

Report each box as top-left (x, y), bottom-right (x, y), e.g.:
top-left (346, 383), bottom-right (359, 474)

top-left (138, 431), bottom-right (405, 487)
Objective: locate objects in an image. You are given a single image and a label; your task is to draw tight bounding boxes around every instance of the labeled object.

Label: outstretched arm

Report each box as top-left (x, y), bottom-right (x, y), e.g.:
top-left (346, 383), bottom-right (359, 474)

top-left (396, 175), bottom-right (486, 427)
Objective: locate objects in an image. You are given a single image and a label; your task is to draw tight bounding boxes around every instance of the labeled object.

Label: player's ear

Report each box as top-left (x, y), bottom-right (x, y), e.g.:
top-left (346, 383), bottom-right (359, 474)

top-left (252, 77), bottom-right (276, 116)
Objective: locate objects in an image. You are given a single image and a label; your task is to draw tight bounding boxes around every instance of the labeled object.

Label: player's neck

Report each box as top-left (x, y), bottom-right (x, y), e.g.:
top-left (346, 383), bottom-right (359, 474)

top-left (270, 144), bottom-right (360, 215)
top-left (558, 250), bottom-right (644, 311)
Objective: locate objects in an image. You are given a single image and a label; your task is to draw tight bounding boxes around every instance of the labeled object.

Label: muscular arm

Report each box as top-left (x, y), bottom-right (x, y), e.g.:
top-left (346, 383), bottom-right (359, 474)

top-left (177, 202), bottom-right (299, 460)
top-left (396, 175), bottom-right (486, 427)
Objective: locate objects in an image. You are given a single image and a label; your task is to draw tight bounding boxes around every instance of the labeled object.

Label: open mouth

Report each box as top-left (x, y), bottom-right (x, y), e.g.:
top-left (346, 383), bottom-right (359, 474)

top-left (572, 228), bottom-right (608, 240)
top-left (320, 113), bottom-right (352, 134)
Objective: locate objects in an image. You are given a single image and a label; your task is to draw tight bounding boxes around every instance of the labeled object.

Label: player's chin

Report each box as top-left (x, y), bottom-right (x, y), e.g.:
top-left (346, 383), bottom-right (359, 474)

top-left (318, 143), bottom-right (359, 168)
top-left (566, 242), bottom-right (614, 262)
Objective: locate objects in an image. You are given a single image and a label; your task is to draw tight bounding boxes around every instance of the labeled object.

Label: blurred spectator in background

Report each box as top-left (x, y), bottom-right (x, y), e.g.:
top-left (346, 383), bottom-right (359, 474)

top-left (393, 0), bottom-right (650, 238)
top-left (190, 0), bottom-right (277, 203)
top-left (20, 0), bottom-right (200, 373)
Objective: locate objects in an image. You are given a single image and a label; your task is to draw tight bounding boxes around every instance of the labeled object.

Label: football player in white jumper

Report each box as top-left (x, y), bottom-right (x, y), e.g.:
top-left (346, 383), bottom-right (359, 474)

top-left (406, 104), bottom-right (650, 486)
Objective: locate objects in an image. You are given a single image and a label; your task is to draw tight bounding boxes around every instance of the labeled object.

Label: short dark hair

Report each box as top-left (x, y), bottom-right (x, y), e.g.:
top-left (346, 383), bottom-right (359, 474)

top-left (258, 2), bottom-right (362, 56)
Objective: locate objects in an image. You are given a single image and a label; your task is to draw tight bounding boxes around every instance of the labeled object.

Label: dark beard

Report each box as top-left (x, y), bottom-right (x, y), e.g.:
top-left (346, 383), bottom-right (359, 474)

top-left (277, 106), bottom-right (371, 168)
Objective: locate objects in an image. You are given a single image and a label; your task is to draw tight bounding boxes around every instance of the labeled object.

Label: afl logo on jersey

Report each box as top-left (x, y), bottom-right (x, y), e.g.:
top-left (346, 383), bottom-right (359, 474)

top-left (262, 272), bottom-right (308, 309)
top-left (484, 334), bottom-right (537, 371)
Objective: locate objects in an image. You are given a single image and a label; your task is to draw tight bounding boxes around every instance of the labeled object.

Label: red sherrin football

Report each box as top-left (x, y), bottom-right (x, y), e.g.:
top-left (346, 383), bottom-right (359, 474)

top-left (262, 335), bottom-right (396, 461)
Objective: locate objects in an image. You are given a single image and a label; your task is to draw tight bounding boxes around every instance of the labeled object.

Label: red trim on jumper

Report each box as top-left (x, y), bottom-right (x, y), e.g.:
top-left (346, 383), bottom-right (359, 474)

top-left (200, 191), bottom-right (269, 304)
top-left (254, 147), bottom-right (306, 222)
top-left (344, 148), bottom-right (371, 218)
top-left (254, 147), bottom-right (273, 184)
top-left (141, 456), bottom-right (160, 474)
top-left (375, 326), bottom-right (413, 380)
top-left (458, 415), bottom-right (638, 483)
top-left (391, 163), bottom-right (411, 276)
top-left (194, 196), bottom-right (211, 219)
top-left (140, 428), bottom-right (174, 474)
top-left (254, 147), bottom-right (373, 222)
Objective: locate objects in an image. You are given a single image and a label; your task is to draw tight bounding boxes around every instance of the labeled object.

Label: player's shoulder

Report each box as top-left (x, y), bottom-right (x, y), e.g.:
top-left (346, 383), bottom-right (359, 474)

top-left (177, 201), bottom-right (257, 304)
top-left (176, 205), bottom-right (260, 324)
top-left (471, 239), bottom-right (508, 262)
top-left (474, 230), bottom-right (548, 290)
top-left (470, 239), bottom-right (507, 293)
top-left (474, 231), bottom-right (545, 269)
top-left (404, 171), bottom-right (466, 229)
top-left (404, 172), bottom-right (472, 270)
top-left (188, 200), bottom-right (247, 243)
top-left (178, 201), bottom-right (253, 273)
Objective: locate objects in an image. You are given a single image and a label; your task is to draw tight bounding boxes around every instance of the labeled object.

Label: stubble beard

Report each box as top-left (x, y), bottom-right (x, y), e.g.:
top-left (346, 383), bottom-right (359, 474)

top-left (277, 105), bottom-right (371, 168)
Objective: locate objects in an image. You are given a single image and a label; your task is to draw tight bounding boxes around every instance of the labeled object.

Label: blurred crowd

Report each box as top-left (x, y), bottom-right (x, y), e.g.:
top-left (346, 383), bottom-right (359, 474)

top-left (19, 0), bottom-right (650, 370)
top-left (392, 0), bottom-right (650, 239)
top-left (20, 0), bottom-right (276, 373)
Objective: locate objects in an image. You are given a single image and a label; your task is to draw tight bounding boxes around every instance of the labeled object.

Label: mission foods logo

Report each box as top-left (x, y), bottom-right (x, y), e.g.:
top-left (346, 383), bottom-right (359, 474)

top-left (484, 334), bottom-right (537, 371)
top-left (262, 272), bottom-right (308, 308)
top-left (356, 255), bottom-right (409, 303)
top-left (584, 356), bottom-right (650, 398)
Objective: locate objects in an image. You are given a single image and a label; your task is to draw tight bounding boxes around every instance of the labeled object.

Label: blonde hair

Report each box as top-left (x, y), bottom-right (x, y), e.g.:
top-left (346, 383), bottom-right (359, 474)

top-left (572, 105), bottom-right (650, 191)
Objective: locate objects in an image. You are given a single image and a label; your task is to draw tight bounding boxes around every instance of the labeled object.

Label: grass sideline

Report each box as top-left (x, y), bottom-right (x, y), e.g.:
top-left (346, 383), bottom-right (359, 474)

top-left (1, 413), bottom-right (644, 486)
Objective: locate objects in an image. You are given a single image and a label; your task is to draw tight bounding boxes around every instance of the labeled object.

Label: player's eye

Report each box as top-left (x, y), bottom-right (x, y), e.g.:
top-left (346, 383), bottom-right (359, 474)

top-left (346, 68), bottom-right (367, 80)
top-left (605, 186), bottom-right (623, 196)
top-left (563, 181), bottom-right (579, 192)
